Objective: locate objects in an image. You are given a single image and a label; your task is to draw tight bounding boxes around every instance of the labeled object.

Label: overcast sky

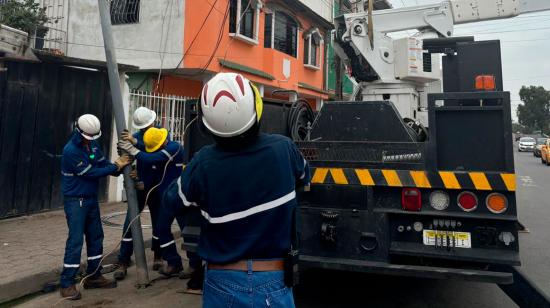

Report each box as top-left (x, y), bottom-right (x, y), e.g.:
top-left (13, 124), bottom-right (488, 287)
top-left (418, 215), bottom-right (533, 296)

top-left (386, 0), bottom-right (550, 122)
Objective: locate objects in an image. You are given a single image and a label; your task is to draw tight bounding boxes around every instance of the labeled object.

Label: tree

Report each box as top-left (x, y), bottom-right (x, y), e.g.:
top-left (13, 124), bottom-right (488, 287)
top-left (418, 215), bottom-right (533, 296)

top-left (0, 0), bottom-right (48, 36)
top-left (517, 86), bottom-right (550, 134)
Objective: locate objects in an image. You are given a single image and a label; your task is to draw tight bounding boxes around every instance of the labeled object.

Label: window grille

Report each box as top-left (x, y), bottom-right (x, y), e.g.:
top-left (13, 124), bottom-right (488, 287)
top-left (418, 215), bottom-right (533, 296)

top-left (110, 0), bottom-right (140, 25)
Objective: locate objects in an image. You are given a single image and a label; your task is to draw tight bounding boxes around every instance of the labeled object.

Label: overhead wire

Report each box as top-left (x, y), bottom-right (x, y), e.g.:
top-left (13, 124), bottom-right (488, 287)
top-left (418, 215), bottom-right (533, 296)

top-left (155, 0), bottom-right (175, 93)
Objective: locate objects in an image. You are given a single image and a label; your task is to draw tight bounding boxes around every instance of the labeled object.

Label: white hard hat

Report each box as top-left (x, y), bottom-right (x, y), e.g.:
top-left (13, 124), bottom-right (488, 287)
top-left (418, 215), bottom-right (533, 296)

top-left (133, 106), bottom-right (157, 129)
top-left (201, 73), bottom-right (263, 137)
top-left (77, 114), bottom-right (102, 140)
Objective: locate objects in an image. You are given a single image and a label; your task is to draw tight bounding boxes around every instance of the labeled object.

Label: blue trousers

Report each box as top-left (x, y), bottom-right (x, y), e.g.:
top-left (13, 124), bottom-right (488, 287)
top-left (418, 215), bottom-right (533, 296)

top-left (203, 263), bottom-right (295, 308)
top-left (157, 194), bottom-right (202, 268)
top-left (60, 197), bottom-right (104, 288)
top-left (118, 189), bottom-right (160, 264)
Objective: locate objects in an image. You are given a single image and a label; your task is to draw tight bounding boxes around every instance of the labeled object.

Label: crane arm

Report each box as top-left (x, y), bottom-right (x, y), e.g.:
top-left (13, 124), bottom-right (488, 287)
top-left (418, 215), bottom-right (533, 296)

top-left (366, 0), bottom-right (550, 37)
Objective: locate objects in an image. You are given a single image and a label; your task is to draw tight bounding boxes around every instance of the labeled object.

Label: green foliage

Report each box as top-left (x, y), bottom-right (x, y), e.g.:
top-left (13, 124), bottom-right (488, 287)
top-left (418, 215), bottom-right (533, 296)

top-left (512, 122), bottom-right (531, 134)
top-left (517, 86), bottom-right (550, 134)
top-left (0, 0), bottom-right (49, 35)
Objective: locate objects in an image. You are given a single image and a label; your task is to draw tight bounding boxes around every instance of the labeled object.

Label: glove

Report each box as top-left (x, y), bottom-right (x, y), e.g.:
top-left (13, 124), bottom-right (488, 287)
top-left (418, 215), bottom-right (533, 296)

top-left (121, 129), bottom-right (138, 145)
top-left (118, 140), bottom-right (140, 156)
top-left (114, 154), bottom-right (132, 171)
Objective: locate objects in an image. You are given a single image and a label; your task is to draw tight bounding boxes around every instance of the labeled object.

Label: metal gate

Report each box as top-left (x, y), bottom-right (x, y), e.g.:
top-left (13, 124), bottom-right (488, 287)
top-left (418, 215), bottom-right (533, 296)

top-left (128, 90), bottom-right (196, 144)
top-left (0, 60), bottom-right (113, 219)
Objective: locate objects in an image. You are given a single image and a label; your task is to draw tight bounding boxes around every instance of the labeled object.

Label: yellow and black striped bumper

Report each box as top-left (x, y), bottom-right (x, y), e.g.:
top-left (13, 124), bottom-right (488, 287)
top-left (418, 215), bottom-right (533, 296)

top-left (310, 168), bottom-right (516, 192)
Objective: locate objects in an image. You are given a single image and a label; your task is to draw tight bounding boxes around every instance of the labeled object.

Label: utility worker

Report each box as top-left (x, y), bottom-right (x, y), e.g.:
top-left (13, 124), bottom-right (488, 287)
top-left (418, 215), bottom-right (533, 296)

top-left (117, 127), bottom-right (186, 278)
top-left (113, 107), bottom-right (165, 279)
top-left (160, 73), bottom-right (310, 307)
top-left (60, 114), bottom-right (132, 300)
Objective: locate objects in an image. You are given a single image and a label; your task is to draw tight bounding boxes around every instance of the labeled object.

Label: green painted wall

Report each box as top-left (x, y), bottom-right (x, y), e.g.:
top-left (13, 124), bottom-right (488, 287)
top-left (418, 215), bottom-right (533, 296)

top-left (327, 1), bottom-right (354, 96)
top-left (127, 72), bottom-right (154, 91)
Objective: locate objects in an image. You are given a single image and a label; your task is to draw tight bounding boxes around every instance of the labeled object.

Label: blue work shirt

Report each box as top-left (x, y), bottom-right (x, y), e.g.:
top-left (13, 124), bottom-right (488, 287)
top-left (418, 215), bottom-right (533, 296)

top-left (135, 140), bottom-right (184, 193)
top-left (61, 132), bottom-right (118, 198)
top-left (163, 133), bottom-right (310, 264)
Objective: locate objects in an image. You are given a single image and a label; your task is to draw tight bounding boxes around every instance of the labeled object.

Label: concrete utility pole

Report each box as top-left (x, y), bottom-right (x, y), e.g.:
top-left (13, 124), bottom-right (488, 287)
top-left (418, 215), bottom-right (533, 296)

top-left (97, 0), bottom-right (150, 287)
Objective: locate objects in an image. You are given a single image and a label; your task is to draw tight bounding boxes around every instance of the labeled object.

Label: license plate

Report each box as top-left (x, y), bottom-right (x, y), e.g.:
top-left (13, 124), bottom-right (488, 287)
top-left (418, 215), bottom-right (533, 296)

top-left (422, 230), bottom-right (471, 248)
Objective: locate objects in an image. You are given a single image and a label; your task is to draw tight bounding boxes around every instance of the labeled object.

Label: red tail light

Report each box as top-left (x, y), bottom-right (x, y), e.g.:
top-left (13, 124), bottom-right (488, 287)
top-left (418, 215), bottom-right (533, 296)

top-left (457, 191), bottom-right (478, 212)
top-left (402, 188), bottom-right (421, 211)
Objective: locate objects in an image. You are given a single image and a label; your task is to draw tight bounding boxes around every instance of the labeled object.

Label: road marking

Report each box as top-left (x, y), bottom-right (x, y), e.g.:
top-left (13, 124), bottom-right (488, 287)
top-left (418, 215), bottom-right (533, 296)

top-left (518, 175), bottom-right (538, 188)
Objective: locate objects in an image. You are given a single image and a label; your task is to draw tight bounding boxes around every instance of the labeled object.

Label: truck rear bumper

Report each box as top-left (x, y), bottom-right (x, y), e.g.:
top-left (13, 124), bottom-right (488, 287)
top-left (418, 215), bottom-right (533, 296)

top-left (299, 255), bottom-right (514, 284)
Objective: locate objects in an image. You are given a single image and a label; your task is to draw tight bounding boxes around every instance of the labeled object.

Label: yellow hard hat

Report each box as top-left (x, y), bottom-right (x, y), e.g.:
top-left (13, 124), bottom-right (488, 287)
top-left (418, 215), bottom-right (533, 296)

top-left (144, 127), bottom-right (168, 152)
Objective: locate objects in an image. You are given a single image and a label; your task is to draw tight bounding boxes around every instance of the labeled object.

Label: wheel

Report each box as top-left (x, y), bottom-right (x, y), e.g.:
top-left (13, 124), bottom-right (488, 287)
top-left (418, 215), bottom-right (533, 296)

top-left (542, 157), bottom-right (545, 164)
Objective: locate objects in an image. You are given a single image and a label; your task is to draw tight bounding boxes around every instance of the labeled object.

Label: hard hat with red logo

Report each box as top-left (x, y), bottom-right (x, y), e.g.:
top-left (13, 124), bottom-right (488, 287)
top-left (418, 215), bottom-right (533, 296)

top-left (200, 73), bottom-right (263, 137)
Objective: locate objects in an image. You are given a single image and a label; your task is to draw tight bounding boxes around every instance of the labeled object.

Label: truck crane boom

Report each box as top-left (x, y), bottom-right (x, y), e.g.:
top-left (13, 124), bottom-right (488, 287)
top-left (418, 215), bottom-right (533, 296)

top-left (333, 0), bottom-right (550, 126)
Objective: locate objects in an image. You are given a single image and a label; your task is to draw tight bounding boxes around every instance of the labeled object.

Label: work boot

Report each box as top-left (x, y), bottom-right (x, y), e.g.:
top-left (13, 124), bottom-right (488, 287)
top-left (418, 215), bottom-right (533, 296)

top-left (153, 252), bottom-right (163, 271)
top-left (59, 285), bottom-right (81, 300)
top-left (113, 262), bottom-right (129, 281)
top-left (158, 264), bottom-right (183, 278)
top-left (83, 274), bottom-right (117, 289)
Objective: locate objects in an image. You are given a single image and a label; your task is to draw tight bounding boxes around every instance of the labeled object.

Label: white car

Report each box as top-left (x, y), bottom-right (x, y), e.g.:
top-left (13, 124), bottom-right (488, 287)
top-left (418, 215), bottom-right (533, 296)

top-left (518, 137), bottom-right (536, 152)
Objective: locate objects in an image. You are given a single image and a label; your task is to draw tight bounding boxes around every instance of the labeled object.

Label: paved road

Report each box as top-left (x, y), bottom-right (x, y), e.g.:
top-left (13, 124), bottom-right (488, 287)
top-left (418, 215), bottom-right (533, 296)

top-left (18, 151), bottom-right (549, 307)
top-left (294, 150), bottom-right (550, 308)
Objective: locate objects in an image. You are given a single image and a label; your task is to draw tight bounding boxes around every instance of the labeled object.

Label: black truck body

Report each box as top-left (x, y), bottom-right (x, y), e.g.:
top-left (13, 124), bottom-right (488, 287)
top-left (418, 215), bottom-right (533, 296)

top-left (180, 39), bottom-right (550, 307)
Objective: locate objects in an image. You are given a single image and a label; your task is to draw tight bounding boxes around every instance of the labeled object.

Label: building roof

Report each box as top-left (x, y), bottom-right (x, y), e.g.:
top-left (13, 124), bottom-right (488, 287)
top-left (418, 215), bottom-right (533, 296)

top-left (32, 49), bottom-right (139, 71)
top-left (285, 0), bottom-right (335, 30)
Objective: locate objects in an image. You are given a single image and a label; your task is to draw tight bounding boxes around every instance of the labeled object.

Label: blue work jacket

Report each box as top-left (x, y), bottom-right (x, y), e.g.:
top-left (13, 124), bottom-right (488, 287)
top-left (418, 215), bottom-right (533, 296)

top-left (163, 133), bottom-right (311, 264)
top-left (61, 132), bottom-right (118, 198)
top-left (135, 140), bottom-right (184, 193)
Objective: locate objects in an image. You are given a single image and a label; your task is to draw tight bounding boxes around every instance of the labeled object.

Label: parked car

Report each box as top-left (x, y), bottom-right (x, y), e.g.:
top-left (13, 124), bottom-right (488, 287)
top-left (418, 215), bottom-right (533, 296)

top-left (541, 139), bottom-right (550, 165)
top-left (518, 137), bottom-right (536, 152)
top-left (533, 138), bottom-right (548, 157)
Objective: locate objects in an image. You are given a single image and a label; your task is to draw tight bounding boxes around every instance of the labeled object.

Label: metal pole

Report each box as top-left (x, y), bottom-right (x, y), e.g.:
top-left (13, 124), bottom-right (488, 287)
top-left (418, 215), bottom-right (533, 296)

top-left (97, 0), bottom-right (150, 287)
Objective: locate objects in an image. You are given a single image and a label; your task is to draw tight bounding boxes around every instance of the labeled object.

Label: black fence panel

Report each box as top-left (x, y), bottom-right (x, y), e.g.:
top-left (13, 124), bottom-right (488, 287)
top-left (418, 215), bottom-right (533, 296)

top-left (0, 61), bottom-right (113, 218)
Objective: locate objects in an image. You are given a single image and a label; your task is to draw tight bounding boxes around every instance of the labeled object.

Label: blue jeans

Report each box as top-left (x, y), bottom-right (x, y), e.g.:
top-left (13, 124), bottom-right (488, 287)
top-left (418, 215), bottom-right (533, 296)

top-left (203, 263), bottom-right (295, 308)
top-left (118, 189), bottom-right (161, 264)
top-left (60, 197), bottom-right (104, 288)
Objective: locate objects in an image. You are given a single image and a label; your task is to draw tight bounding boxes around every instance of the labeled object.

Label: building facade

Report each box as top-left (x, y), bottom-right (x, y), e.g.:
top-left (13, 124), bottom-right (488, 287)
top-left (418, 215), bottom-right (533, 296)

top-left (38, 0), bottom-right (334, 109)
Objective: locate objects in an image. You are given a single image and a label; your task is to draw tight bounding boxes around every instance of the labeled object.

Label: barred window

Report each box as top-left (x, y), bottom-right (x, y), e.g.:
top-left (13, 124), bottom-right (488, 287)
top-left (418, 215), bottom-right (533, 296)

top-left (273, 11), bottom-right (297, 57)
top-left (110, 0), bottom-right (140, 25)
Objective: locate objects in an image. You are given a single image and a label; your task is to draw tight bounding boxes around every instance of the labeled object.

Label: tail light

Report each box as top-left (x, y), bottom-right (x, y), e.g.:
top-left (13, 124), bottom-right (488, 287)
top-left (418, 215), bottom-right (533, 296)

top-left (475, 75), bottom-right (496, 91)
top-left (402, 188), bottom-right (421, 211)
top-left (486, 193), bottom-right (508, 214)
top-left (457, 191), bottom-right (478, 212)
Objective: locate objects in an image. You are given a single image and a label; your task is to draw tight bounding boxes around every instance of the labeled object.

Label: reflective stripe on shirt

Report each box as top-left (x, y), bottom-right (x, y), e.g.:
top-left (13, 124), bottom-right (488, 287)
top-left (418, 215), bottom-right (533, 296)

top-left (77, 164), bottom-right (92, 176)
top-left (177, 177), bottom-right (198, 207)
top-left (200, 190), bottom-right (296, 224)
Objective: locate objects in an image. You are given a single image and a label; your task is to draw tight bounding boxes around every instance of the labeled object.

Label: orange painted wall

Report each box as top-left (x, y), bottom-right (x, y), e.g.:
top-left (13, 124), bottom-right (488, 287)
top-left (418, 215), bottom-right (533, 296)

top-left (181, 0), bottom-right (328, 100)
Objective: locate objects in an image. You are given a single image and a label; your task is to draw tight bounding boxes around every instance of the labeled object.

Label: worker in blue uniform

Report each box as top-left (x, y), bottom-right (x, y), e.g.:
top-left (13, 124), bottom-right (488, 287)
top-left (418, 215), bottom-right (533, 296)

top-left (59, 114), bottom-right (132, 300)
top-left (117, 126), bottom-right (189, 279)
top-left (113, 106), bottom-right (168, 279)
top-left (159, 73), bottom-right (310, 306)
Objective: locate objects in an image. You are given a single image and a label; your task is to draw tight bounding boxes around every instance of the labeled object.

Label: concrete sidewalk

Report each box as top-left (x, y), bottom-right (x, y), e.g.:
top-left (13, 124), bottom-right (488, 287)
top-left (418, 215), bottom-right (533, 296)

top-left (0, 202), bottom-right (179, 304)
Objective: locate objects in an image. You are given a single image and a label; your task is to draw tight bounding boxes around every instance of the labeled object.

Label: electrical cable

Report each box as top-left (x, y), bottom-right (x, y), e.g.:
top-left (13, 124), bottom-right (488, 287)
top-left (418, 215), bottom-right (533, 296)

top-left (155, 0), bottom-right (175, 93)
top-left (287, 99), bottom-right (315, 141)
top-left (54, 117), bottom-right (198, 306)
top-left (178, 0), bottom-right (231, 78)
top-left (221, 0), bottom-right (254, 65)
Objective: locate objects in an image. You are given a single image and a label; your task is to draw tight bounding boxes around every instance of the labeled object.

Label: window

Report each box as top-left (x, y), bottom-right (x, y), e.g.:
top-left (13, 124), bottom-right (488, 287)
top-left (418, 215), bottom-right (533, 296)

top-left (229, 0), bottom-right (261, 44)
top-left (273, 11), bottom-right (298, 57)
top-left (264, 13), bottom-right (272, 48)
top-left (303, 28), bottom-right (323, 69)
top-left (110, 0), bottom-right (140, 25)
